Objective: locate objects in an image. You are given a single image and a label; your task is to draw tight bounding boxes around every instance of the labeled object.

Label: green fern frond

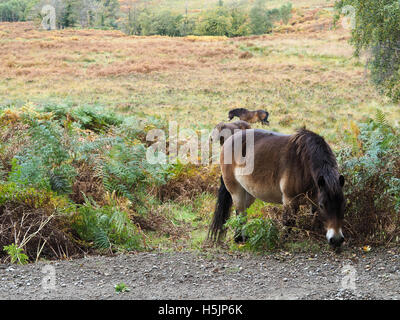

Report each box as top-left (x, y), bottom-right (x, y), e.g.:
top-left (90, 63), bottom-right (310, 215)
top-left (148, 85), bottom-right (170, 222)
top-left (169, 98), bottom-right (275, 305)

top-left (93, 228), bottom-right (111, 249)
top-left (375, 109), bottom-right (388, 126)
top-left (110, 210), bottom-right (128, 234)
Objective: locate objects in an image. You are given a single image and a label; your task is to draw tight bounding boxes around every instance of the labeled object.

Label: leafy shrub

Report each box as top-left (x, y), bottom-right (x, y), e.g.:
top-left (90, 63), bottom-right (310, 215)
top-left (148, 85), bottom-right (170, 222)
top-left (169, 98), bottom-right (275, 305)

top-left (195, 8), bottom-right (233, 37)
top-left (249, 1), bottom-right (281, 35)
top-left (71, 197), bottom-right (143, 251)
top-left (41, 104), bottom-right (123, 133)
top-left (3, 244), bottom-right (28, 265)
top-left (228, 7), bottom-right (251, 37)
top-left (149, 10), bottom-right (184, 36)
top-left (179, 16), bottom-right (197, 36)
top-left (115, 115), bottom-right (167, 144)
top-left (136, 10), bottom-right (187, 36)
top-left (194, 6), bottom-right (253, 37)
top-left (279, 2), bottom-right (293, 24)
top-left (338, 111), bottom-right (400, 244)
top-left (8, 117), bottom-right (77, 194)
top-left (101, 140), bottom-right (170, 205)
top-left (226, 214), bottom-right (280, 252)
top-left (1, 105), bottom-right (170, 204)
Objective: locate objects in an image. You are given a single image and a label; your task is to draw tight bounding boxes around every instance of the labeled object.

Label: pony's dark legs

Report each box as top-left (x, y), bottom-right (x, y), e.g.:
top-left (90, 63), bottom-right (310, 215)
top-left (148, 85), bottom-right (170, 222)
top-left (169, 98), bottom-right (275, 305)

top-left (281, 193), bottom-right (299, 228)
top-left (208, 176), bottom-right (255, 243)
top-left (282, 204), bottom-right (298, 227)
top-left (232, 188), bottom-right (255, 243)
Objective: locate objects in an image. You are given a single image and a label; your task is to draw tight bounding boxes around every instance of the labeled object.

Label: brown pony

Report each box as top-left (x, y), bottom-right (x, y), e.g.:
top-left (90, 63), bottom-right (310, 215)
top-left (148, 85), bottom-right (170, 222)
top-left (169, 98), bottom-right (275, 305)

top-left (209, 128), bottom-right (346, 249)
top-left (228, 108), bottom-right (269, 125)
top-left (213, 120), bottom-right (251, 146)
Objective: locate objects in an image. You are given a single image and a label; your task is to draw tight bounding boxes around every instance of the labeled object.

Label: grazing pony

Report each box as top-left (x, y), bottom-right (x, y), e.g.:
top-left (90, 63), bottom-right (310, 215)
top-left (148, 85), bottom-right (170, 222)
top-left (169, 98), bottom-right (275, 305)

top-left (213, 120), bottom-right (251, 146)
top-left (228, 108), bottom-right (269, 125)
top-left (209, 128), bottom-right (346, 249)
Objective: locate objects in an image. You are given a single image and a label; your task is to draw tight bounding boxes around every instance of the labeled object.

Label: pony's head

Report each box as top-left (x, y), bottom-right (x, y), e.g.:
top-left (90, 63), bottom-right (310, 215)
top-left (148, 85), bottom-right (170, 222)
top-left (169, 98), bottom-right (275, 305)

top-left (291, 128), bottom-right (346, 249)
top-left (228, 108), bottom-right (247, 121)
top-left (316, 174), bottom-right (346, 249)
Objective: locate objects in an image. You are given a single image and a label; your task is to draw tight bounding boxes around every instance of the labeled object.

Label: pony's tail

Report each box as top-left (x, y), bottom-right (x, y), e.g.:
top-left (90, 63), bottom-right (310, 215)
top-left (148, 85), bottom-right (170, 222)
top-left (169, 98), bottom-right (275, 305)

top-left (208, 176), bottom-right (233, 242)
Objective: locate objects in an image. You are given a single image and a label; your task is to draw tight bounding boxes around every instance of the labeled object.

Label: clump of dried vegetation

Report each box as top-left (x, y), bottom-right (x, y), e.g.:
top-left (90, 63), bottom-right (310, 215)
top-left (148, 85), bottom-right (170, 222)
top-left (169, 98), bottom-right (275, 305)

top-left (0, 184), bottom-right (83, 262)
top-left (159, 163), bottom-right (219, 202)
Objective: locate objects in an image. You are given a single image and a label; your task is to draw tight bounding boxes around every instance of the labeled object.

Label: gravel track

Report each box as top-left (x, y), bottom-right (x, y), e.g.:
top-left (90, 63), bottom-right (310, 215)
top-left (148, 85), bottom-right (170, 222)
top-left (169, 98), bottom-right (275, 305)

top-left (1, 248), bottom-right (399, 300)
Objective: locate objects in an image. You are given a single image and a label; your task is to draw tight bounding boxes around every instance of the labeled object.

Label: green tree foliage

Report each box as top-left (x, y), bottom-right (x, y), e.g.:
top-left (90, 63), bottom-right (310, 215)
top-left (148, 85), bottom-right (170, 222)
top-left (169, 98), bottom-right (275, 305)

top-left (179, 15), bottom-right (196, 36)
top-left (195, 6), bottom-right (253, 37)
top-left (229, 7), bottom-right (250, 37)
top-left (335, 0), bottom-right (400, 102)
top-left (249, 0), bottom-right (287, 35)
top-left (280, 2), bottom-right (292, 24)
top-left (0, 0), bottom-right (33, 22)
top-left (60, 0), bottom-right (77, 27)
top-left (122, 1), bottom-right (290, 37)
top-left (145, 10), bottom-right (184, 36)
top-left (19, 0), bottom-right (292, 37)
top-left (98, 0), bottom-right (119, 29)
top-left (123, 3), bottom-right (142, 35)
top-left (195, 8), bottom-right (233, 36)
top-left (249, 5), bottom-right (272, 35)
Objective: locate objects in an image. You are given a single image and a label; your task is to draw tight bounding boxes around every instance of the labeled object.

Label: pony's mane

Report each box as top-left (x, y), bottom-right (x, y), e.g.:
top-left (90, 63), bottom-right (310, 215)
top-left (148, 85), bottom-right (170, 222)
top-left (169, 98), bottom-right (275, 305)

top-left (288, 128), bottom-right (340, 194)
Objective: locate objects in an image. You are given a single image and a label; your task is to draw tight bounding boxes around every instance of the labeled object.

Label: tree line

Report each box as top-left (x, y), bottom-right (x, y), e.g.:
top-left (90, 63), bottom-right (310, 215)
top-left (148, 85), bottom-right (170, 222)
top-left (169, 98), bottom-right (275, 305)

top-left (123, 0), bottom-right (293, 37)
top-left (0, 0), bottom-right (293, 36)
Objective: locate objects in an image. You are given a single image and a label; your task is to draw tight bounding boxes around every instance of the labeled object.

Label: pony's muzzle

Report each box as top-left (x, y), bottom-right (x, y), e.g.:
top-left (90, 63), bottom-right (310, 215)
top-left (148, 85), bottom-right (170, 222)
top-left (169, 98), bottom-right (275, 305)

top-left (326, 228), bottom-right (344, 248)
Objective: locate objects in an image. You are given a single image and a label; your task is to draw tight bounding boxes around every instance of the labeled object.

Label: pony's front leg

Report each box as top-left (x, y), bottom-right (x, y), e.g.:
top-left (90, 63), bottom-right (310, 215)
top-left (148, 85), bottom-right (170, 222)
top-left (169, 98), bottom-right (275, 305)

top-left (281, 195), bottom-right (299, 228)
top-left (310, 204), bottom-right (324, 231)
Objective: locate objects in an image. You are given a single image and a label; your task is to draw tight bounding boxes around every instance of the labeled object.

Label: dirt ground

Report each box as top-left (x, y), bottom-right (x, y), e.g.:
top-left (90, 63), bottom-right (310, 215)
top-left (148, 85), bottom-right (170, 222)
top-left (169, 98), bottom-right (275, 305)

top-left (0, 247), bottom-right (399, 300)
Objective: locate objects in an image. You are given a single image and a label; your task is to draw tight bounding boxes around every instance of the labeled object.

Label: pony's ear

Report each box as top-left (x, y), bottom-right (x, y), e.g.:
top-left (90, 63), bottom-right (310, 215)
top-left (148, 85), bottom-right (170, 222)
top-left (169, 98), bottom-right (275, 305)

top-left (339, 175), bottom-right (345, 187)
top-left (317, 176), bottom-right (325, 189)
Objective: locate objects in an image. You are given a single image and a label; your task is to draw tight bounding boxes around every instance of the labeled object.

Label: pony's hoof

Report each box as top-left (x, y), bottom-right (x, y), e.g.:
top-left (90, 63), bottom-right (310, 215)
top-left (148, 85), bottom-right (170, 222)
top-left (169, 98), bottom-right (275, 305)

top-left (282, 218), bottom-right (296, 228)
top-left (234, 234), bottom-right (246, 243)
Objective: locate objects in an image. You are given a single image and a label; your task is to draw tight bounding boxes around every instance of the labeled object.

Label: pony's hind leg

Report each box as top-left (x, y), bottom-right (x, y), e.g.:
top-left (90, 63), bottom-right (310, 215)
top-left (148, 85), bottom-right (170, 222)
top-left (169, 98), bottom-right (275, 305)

top-left (231, 188), bottom-right (255, 243)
